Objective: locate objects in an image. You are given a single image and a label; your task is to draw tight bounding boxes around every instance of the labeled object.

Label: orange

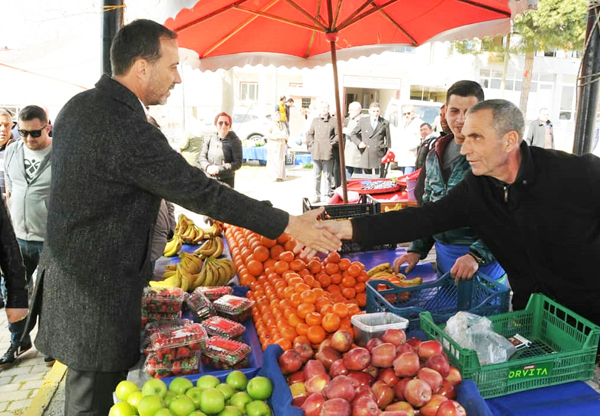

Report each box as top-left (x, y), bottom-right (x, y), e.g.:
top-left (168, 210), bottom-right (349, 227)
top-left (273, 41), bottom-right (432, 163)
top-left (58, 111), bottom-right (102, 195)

top-left (327, 284), bottom-right (341, 293)
top-left (346, 264), bottom-right (361, 278)
top-left (264, 258), bottom-right (277, 270)
top-left (284, 240), bottom-right (297, 252)
top-left (275, 337), bottom-right (292, 351)
top-left (270, 244), bottom-right (285, 260)
top-left (305, 312), bottom-right (323, 327)
top-left (294, 335), bottom-right (310, 345)
top-left (308, 260), bottom-right (322, 274)
top-left (247, 260), bottom-right (264, 277)
top-left (319, 303), bottom-right (333, 315)
top-left (355, 282), bottom-right (366, 293)
top-left (283, 307), bottom-right (295, 320)
top-left (342, 276), bottom-right (356, 288)
top-left (290, 293), bottom-right (302, 308)
top-left (324, 262), bottom-right (340, 275)
top-left (290, 259), bottom-right (306, 271)
top-left (280, 326), bottom-right (297, 342)
top-left (298, 269), bottom-right (311, 278)
top-left (303, 275), bottom-right (316, 287)
top-left (307, 325), bottom-right (326, 344)
top-left (274, 260), bottom-right (290, 274)
top-left (322, 313), bottom-right (341, 333)
top-left (300, 290), bottom-right (317, 304)
top-left (288, 313), bottom-right (303, 328)
top-left (351, 261), bottom-right (365, 270)
top-left (261, 236), bottom-right (278, 248)
top-left (356, 292), bottom-right (367, 307)
top-left (288, 276), bottom-right (304, 286)
top-left (332, 303), bottom-right (349, 319)
top-left (330, 273), bottom-right (342, 284)
top-left (341, 287), bottom-right (356, 299)
top-left (296, 322), bottom-right (309, 336)
top-left (283, 286), bottom-right (295, 300)
top-left (294, 283), bottom-right (310, 293)
top-left (297, 303), bottom-right (316, 319)
top-left (279, 251), bottom-right (295, 263)
top-left (312, 288), bottom-right (325, 298)
top-left (317, 273), bottom-right (332, 288)
top-left (326, 252), bottom-right (341, 264)
top-left (277, 233), bottom-right (292, 244)
top-left (338, 258), bottom-right (351, 271)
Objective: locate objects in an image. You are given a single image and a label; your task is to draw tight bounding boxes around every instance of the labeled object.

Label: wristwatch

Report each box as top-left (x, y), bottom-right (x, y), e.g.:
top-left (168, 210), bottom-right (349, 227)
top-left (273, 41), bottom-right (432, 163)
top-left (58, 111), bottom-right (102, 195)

top-left (466, 251), bottom-right (485, 265)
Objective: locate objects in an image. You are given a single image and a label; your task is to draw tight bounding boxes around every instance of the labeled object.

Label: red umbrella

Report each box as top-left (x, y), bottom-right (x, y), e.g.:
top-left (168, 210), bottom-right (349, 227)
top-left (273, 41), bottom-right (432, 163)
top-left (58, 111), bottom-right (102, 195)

top-left (165, 0), bottom-right (522, 202)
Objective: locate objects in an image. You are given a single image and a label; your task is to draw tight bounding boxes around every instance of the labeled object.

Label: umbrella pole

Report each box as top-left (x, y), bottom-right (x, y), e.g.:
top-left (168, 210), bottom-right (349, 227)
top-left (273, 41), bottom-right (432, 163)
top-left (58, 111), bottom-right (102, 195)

top-left (329, 41), bottom-right (348, 203)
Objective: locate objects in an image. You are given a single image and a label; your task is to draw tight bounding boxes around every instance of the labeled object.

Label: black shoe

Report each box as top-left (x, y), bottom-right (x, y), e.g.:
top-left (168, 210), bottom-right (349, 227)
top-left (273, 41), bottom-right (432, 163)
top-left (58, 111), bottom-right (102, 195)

top-left (44, 356), bottom-right (56, 367)
top-left (0, 298), bottom-right (4, 309)
top-left (17, 342), bottom-right (33, 356)
top-left (0, 344), bottom-right (19, 369)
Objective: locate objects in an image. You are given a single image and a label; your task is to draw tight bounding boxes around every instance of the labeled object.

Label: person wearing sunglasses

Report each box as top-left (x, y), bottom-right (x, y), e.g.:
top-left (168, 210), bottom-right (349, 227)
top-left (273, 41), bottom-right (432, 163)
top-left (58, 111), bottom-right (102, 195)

top-left (199, 112), bottom-right (243, 188)
top-left (1, 105), bottom-right (55, 369)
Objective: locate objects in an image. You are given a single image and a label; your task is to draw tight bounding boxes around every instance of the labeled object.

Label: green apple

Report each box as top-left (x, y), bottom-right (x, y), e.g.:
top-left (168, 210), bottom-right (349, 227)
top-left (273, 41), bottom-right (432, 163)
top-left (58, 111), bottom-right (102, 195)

top-left (188, 412), bottom-right (208, 416)
top-left (185, 387), bottom-right (204, 409)
top-left (116, 380), bottom-right (140, 402)
top-left (196, 375), bottom-right (220, 390)
top-left (127, 391), bottom-right (144, 413)
top-left (229, 392), bottom-right (252, 413)
top-left (225, 371), bottom-right (248, 391)
top-left (137, 395), bottom-right (165, 416)
top-left (245, 400), bottom-right (271, 416)
top-left (169, 395), bottom-right (196, 416)
top-left (215, 383), bottom-right (235, 401)
top-left (142, 379), bottom-right (168, 399)
top-left (246, 377), bottom-right (273, 400)
top-left (218, 406), bottom-right (243, 416)
top-left (169, 377), bottom-right (194, 395)
top-left (164, 392), bottom-right (177, 408)
top-left (109, 402), bottom-right (136, 416)
top-left (154, 409), bottom-right (175, 416)
top-left (200, 388), bottom-right (225, 415)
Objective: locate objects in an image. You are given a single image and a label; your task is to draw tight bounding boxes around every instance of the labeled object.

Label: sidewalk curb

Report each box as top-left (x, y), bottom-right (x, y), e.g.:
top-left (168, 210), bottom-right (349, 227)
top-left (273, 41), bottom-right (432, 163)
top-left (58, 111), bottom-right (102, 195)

top-left (24, 361), bottom-right (67, 416)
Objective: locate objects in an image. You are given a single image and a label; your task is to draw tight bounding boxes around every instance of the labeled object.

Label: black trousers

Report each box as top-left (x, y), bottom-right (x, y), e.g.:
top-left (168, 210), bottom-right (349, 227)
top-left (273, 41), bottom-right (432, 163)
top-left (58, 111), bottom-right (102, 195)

top-left (65, 368), bottom-right (127, 416)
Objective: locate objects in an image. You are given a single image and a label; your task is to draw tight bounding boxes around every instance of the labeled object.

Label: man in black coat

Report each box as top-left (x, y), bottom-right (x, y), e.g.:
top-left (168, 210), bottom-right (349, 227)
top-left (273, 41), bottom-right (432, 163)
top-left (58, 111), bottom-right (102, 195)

top-left (325, 99), bottom-right (600, 328)
top-left (31, 20), bottom-right (340, 415)
top-left (350, 102), bottom-right (391, 178)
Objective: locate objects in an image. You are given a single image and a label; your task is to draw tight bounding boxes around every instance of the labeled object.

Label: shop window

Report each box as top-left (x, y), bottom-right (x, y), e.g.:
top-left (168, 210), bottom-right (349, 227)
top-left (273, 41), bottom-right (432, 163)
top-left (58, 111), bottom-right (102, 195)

top-left (240, 82), bottom-right (258, 101)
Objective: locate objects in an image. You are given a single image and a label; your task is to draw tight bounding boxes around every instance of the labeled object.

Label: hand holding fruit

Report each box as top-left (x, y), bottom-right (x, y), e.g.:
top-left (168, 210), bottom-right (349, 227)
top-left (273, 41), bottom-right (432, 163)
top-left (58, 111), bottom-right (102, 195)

top-left (393, 252), bottom-right (421, 274)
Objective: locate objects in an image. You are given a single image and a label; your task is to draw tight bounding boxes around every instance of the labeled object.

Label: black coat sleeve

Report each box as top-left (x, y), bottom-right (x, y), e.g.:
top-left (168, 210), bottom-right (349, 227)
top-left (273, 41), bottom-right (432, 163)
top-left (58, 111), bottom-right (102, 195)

top-left (0, 200), bottom-right (27, 308)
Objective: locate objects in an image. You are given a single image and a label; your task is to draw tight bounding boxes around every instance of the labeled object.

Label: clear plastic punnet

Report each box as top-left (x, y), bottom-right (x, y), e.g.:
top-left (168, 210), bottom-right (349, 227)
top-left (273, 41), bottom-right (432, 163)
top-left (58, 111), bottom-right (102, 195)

top-left (212, 294), bottom-right (254, 322)
top-left (196, 286), bottom-right (234, 301)
top-left (201, 316), bottom-right (246, 340)
top-left (201, 336), bottom-right (252, 370)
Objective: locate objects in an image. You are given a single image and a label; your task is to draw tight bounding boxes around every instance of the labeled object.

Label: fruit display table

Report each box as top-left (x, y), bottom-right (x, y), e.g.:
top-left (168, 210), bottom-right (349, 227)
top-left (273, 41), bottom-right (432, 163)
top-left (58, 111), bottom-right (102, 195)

top-left (242, 146), bottom-right (267, 164)
top-left (343, 247), bottom-right (437, 281)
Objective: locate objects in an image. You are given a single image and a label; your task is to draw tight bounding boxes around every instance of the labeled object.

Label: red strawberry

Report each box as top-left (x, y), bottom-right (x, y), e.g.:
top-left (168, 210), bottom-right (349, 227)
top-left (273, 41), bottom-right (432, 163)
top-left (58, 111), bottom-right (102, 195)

top-left (176, 347), bottom-right (190, 359)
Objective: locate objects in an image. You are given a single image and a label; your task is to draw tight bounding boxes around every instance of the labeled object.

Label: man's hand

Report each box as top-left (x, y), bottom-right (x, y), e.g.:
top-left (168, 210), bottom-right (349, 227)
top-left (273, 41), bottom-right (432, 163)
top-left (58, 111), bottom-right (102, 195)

top-left (6, 308), bottom-right (28, 324)
top-left (393, 252), bottom-right (421, 274)
top-left (206, 165), bottom-right (219, 175)
top-left (285, 208), bottom-right (342, 257)
top-left (450, 254), bottom-right (479, 284)
top-left (358, 142), bottom-right (367, 149)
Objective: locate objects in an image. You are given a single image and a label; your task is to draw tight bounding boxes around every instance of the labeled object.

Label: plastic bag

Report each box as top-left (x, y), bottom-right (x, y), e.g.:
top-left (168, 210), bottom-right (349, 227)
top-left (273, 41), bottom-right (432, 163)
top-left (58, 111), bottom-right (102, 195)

top-left (445, 311), bottom-right (517, 365)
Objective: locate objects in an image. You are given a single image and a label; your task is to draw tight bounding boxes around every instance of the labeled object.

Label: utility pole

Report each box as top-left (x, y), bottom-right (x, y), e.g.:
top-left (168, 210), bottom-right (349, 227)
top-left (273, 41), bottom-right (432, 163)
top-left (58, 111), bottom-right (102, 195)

top-left (102, 0), bottom-right (124, 76)
top-left (573, 1), bottom-right (600, 155)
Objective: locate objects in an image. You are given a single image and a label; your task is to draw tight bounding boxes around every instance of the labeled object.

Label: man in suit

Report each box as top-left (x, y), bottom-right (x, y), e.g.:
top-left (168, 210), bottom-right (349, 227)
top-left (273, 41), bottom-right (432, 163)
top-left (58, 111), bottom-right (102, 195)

top-left (350, 102), bottom-right (391, 178)
top-left (343, 101), bottom-right (364, 178)
top-left (31, 19), bottom-right (340, 415)
top-left (525, 108), bottom-right (554, 149)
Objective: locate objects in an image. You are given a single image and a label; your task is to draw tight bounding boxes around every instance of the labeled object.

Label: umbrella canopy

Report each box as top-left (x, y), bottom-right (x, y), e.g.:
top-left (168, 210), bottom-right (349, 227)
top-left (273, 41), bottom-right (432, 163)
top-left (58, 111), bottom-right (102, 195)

top-left (165, 0), bottom-right (525, 202)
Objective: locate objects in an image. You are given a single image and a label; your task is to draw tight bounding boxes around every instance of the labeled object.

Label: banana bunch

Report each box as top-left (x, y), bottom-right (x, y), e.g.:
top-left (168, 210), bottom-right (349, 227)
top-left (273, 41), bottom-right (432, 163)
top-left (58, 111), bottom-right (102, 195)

top-left (149, 269), bottom-right (181, 289)
top-left (193, 236), bottom-right (224, 258)
top-left (383, 203), bottom-right (403, 213)
top-left (175, 214), bottom-right (205, 244)
top-left (179, 252), bottom-right (203, 274)
top-left (193, 256), bottom-right (236, 288)
top-left (163, 235), bottom-right (183, 257)
top-left (202, 221), bottom-right (223, 238)
top-left (367, 262), bottom-right (395, 277)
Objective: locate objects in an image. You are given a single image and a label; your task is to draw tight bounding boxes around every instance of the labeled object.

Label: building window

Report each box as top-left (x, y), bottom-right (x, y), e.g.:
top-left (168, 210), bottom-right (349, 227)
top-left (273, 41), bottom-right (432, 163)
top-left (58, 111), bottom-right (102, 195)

top-left (560, 85), bottom-right (575, 120)
top-left (302, 98), bottom-right (311, 108)
top-left (240, 82), bottom-right (258, 101)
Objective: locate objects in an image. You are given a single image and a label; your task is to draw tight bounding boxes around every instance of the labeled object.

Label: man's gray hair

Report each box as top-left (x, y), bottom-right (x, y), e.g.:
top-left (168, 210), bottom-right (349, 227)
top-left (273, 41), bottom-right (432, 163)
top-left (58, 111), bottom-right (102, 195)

top-left (349, 101), bottom-right (361, 111)
top-left (0, 108), bottom-right (13, 120)
top-left (468, 99), bottom-right (525, 142)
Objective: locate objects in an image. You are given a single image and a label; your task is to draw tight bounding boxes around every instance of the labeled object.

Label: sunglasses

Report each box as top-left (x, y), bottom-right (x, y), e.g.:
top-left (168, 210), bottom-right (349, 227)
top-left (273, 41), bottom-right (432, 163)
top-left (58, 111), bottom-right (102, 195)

top-left (18, 125), bottom-right (48, 138)
top-left (217, 121), bottom-right (231, 127)
top-left (403, 112), bottom-right (411, 116)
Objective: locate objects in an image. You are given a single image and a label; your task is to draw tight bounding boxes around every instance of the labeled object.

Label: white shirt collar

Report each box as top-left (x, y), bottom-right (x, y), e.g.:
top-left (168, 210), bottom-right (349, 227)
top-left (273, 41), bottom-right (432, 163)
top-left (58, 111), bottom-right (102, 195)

top-left (139, 99), bottom-right (149, 118)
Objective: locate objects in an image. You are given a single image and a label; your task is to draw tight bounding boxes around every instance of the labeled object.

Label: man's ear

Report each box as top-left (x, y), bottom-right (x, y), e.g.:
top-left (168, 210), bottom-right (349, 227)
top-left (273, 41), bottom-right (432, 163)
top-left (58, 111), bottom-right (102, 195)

top-left (505, 130), bottom-right (520, 152)
top-left (132, 58), bottom-right (149, 80)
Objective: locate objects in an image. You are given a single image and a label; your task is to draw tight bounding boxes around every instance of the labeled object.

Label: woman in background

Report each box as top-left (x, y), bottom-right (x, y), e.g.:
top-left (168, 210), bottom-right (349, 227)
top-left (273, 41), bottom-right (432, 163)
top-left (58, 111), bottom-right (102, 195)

top-left (266, 112), bottom-right (289, 181)
top-left (199, 112), bottom-right (243, 188)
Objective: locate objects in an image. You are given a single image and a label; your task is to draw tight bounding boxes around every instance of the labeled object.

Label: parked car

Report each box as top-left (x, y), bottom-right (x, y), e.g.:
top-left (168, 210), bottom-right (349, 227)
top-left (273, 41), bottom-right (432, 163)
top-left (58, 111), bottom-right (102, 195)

top-left (384, 99), bottom-right (442, 128)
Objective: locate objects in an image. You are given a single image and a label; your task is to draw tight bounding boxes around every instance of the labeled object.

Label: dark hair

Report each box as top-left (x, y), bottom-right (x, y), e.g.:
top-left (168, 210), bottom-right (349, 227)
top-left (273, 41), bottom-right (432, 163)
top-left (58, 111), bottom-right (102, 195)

top-left (280, 95), bottom-right (286, 101)
top-left (110, 19), bottom-right (177, 76)
top-left (214, 112), bottom-right (232, 126)
top-left (468, 99), bottom-right (525, 141)
top-left (420, 123), bottom-right (432, 129)
top-left (19, 105), bottom-right (48, 123)
top-left (287, 98), bottom-right (294, 104)
top-left (369, 102), bottom-right (381, 109)
top-left (446, 80), bottom-right (484, 103)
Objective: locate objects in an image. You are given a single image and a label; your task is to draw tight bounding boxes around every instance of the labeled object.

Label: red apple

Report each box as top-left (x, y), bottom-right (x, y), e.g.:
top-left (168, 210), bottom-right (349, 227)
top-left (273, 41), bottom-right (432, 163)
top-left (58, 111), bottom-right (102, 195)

top-left (292, 396), bottom-right (307, 407)
top-left (318, 339), bottom-right (332, 352)
top-left (435, 400), bottom-right (466, 416)
top-left (343, 347), bottom-right (371, 371)
top-left (371, 343), bottom-right (397, 368)
top-left (305, 374), bottom-right (331, 395)
top-left (420, 394), bottom-right (448, 416)
top-left (417, 368), bottom-right (444, 393)
top-left (365, 337), bottom-right (384, 352)
top-left (378, 368), bottom-right (400, 388)
top-left (323, 376), bottom-right (356, 402)
top-left (381, 412), bottom-right (410, 416)
top-left (438, 380), bottom-right (457, 400)
top-left (278, 349), bottom-right (303, 374)
top-left (347, 371), bottom-right (375, 388)
top-left (396, 343), bottom-right (415, 356)
top-left (362, 364), bottom-right (379, 379)
top-left (406, 337), bottom-right (422, 350)
top-left (404, 379), bottom-right (433, 408)
top-left (353, 385), bottom-right (376, 403)
top-left (385, 400), bottom-right (415, 416)
top-left (352, 395), bottom-right (379, 416)
top-left (382, 328), bottom-right (407, 346)
top-left (418, 340), bottom-right (443, 360)
top-left (301, 393), bottom-right (325, 416)
top-left (393, 351), bottom-right (420, 377)
top-left (330, 330), bottom-right (353, 353)
top-left (287, 370), bottom-right (305, 385)
top-left (372, 380), bottom-right (396, 410)
top-left (445, 367), bottom-right (462, 387)
top-left (316, 346), bottom-right (342, 370)
top-left (425, 354), bottom-right (450, 378)
top-left (394, 378), bottom-right (412, 401)
top-left (320, 398), bottom-right (351, 416)
top-left (294, 340), bottom-right (314, 363)
top-left (329, 359), bottom-right (350, 377)
top-left (304, 359), bottom-right (327, 380)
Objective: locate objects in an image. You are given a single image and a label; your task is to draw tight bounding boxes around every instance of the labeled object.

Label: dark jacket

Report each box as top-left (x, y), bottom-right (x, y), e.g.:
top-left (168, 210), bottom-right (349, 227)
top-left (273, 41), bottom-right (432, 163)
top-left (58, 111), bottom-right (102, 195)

top-left (150, 200), bottom-right (175, 263)
top-left (525, 119), bottom-right (554, 149)
top-left (307, 115), bottom-right (339, 161)
top-left (199, 131), bottom-right (243, 180)
top-left (33, 75), bottom-right (289, 372)
top-left (409, 134), bottom-right (496, 265)
top-left (352, 142), bottom-right (600, 323)
top-left (350, 116), bottom-right (391, 169)
top-left (0, 199), bottom-right (27, 308)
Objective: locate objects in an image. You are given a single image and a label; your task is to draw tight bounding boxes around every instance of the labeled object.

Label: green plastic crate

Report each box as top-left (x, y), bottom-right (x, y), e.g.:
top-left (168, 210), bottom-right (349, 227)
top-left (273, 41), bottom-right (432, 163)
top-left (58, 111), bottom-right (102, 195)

top-left (420, 294), bottom-right (600, 399)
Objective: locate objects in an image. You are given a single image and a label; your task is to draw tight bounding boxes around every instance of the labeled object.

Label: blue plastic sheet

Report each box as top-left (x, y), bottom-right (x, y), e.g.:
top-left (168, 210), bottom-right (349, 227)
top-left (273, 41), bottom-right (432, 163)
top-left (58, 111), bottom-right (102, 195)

top-left (242, 146), bottom-right (267, 161)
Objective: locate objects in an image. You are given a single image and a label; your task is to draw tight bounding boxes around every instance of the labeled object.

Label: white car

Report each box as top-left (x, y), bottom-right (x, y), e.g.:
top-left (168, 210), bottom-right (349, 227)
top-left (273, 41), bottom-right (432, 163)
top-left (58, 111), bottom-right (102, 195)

top-left (231, 112), bottom-right (272, 145)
